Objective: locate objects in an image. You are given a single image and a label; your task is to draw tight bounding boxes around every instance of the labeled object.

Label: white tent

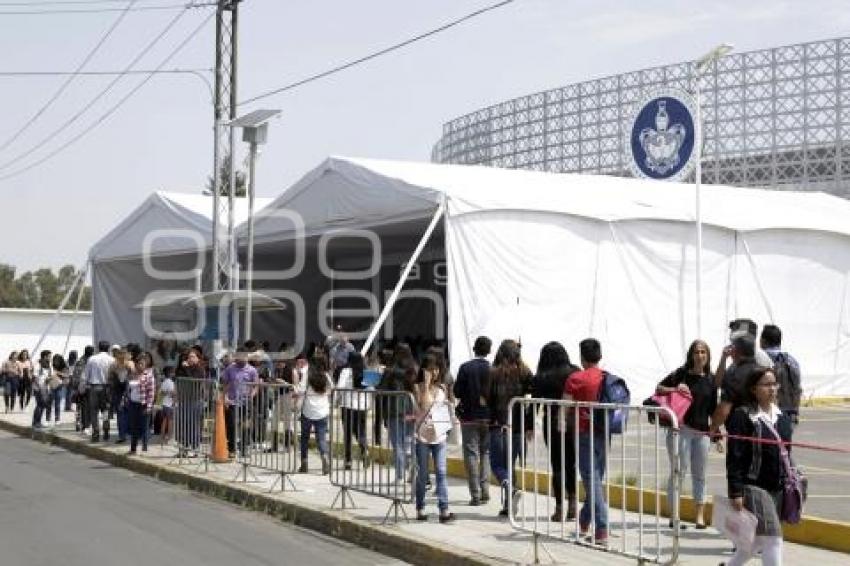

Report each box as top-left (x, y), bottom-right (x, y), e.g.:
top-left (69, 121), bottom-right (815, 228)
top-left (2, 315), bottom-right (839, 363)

top-left (89, 191), bottom-right (272, 345)
top-left (244, 156), bottom-right (850, 400)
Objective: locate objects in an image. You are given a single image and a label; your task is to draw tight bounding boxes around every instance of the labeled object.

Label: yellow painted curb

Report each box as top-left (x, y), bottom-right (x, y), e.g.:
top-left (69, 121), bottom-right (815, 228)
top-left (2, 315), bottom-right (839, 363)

top-left (804, 397), bottom-right (850, 407)
top-left (445, 454), bottom-right (850, 554)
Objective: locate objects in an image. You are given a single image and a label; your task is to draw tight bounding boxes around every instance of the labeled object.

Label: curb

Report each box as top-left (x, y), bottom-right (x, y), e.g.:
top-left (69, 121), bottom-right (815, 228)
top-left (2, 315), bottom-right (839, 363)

top-left (446, 454), bottom-right (850, 554)
top-left (0, 420), bottom-right (500, 566)
top-left (804, 397), bottom-right (850, 408)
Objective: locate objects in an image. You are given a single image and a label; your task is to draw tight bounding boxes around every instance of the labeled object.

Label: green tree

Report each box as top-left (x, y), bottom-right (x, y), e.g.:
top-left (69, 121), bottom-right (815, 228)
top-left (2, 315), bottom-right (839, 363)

top-left (0, 264), bottom-right (91, 310)
top-left (206, 152), bottom-right (247, 197)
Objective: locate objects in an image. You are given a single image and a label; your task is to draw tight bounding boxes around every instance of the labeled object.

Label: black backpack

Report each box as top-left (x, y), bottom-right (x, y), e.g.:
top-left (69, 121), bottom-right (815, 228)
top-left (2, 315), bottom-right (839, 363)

top-left (772, 352), bottom-right (802, 413)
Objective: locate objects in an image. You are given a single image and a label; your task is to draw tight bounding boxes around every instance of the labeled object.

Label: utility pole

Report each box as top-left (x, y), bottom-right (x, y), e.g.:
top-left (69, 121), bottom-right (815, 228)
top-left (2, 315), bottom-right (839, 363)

top-left (212, 0), bottom-right (240, 349)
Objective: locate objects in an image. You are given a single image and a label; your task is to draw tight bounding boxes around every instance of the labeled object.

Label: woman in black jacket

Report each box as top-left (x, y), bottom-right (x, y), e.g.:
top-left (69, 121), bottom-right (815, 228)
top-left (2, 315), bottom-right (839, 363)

top-left (725, 367), bottom-right (792, 566)
top-left (533, 341), bottom-right (580, 521)
top-left (486, 339), bottom-right (533, 517)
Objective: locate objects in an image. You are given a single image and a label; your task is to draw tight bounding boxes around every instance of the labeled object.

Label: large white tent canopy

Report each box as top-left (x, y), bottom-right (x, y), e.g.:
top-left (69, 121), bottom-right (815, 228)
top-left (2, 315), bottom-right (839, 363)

top-left (243, 156), bottom-right (850, 400)
top-left (89, 191), bottom-right (272, 345)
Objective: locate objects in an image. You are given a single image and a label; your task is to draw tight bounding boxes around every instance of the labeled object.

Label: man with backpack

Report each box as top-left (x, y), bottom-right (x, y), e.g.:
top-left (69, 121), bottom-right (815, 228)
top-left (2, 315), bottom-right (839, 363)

top-left (564, 338), bottom-right (621, 545)
top-left (760, 324), bottom-right (802, 426)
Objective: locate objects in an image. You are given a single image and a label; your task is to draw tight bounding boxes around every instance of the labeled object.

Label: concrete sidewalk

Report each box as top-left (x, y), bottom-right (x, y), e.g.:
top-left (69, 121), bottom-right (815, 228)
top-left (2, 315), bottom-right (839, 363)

top-left (1, 407), bottom-right (847, 565)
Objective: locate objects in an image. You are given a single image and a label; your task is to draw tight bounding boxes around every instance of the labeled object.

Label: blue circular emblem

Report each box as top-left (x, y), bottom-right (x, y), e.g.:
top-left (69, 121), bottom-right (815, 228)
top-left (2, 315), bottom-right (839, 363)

top-left (626, 88), bottom-right (697, 182)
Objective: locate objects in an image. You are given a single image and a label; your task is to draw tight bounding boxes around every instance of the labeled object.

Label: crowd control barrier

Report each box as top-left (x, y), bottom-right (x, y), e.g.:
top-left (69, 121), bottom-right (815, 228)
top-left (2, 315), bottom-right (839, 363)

top-left (171, 377), bottom-right (218, 472)
top-left (230, 381), bottom-right (299, 491)
top-left (329, 389), bottom-right (417, 523)
top-left (507, 398), bottom-right (680, 565)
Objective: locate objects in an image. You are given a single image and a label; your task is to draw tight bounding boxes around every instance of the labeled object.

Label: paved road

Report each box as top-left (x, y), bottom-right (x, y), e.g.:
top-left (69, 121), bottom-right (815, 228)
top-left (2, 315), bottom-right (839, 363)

top-left (0, 431), bottom-right (406, 566)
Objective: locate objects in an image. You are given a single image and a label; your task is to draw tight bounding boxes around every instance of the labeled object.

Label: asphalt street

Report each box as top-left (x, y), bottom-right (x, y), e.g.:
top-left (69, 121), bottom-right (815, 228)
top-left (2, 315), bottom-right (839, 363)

top-left (0, 430), bottom-right (406, 566)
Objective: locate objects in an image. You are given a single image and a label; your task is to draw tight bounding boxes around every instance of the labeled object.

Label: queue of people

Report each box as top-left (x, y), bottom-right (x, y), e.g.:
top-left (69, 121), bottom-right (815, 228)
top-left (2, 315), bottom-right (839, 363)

top-left (1, 318), bottom-right (804, 563)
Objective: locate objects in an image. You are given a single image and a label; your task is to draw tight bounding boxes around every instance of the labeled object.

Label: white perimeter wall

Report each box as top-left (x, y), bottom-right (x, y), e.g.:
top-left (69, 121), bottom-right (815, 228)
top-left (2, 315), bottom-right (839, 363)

top-left (0, 308), bottom-right (92, 359)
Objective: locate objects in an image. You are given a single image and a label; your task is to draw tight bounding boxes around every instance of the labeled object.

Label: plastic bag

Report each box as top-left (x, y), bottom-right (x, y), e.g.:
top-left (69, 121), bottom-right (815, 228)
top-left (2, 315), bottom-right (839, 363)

top-left (712, 496), bottom-right (758, 555)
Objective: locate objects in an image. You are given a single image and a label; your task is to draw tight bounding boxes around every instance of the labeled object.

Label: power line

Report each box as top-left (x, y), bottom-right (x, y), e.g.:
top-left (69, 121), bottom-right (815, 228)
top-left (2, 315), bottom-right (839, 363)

top-left (239, 0), bottom-right (518, 107)
top-left (0, 0), bottom-right (138, 154)
top-left (0, 6), bottom-right (191, 171)
top-left (0, 68), bottom-right (211, 76)
top-left (0, 1), bottom-right (213, 15)
top-left (0, 11), bottom-right (214, 182)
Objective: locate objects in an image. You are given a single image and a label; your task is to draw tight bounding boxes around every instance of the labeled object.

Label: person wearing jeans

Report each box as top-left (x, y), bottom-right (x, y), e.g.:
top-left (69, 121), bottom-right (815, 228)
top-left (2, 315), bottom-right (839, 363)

top-left (486, 339), bottom-right (533, 518)
top-left (126, 353), bottom-right (156, 454)
top-left (453, 336), bottom-right (492, 506)
top-left (565, 338), bottom-right (609, 544)
top-left (296, 354), bottom-right (332, 474)
top-left (656, 339), bottom-right (716, 528)
top-left (222, 349), bottom-right (259, 458)
top-left (414, 354), bottom-right (454, 523)
top-left (578, 431), bottom-right (608, 537)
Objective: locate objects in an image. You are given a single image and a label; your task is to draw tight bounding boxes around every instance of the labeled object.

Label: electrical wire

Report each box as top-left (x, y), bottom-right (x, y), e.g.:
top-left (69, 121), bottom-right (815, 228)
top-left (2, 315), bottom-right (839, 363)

top-left (0, 0), bottom-right (138, 154)
top-left (239, 0), bottom-right (518, 107)
top-left (0, 1), bottom-right (213, 15)
top-left (0, 11), bottom-right (214, 182)
top-left (0, 5), bottom-right (191, 171)
top-left (0, 68), bottom-right (211, 76)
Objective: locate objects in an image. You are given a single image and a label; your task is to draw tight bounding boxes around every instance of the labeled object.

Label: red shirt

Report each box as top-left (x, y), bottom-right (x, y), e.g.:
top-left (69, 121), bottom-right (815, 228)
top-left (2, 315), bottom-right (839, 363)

top-left (565, 366), bottom-right (604, 433)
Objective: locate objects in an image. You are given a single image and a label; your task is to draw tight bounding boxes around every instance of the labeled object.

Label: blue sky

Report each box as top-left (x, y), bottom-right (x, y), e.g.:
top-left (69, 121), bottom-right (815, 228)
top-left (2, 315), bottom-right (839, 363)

top-left (1, 0), bottom-right (848, 272)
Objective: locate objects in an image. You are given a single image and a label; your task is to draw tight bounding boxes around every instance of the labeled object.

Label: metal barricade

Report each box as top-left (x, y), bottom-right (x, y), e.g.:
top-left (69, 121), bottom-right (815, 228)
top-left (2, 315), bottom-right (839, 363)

top-left (329, 389), bottom-right (417, 523)
top-left (231, 381), bottom-right (299, 491)
top-left (507, 398), bottom-right (680, 565)
top-left (171, 377), bottom-right (218, 472)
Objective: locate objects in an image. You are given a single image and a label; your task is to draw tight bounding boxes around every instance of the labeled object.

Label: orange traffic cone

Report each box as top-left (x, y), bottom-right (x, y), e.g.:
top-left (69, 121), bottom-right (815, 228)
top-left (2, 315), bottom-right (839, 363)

top-left (211, 393), bottom-right (229, 463)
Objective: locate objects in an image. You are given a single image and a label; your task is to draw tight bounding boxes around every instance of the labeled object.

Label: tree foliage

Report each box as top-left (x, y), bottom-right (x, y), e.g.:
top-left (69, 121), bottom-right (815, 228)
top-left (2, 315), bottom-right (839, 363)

top-left (206, 152), bottom-right (247, 197)
top-left (0, 264), bottom-right (91, 310)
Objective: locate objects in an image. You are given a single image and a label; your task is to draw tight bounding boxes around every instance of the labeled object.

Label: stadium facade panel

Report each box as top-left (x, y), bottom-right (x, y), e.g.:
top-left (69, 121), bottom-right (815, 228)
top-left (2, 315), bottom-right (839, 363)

top-left (432, 37), bottom-right (850, 197)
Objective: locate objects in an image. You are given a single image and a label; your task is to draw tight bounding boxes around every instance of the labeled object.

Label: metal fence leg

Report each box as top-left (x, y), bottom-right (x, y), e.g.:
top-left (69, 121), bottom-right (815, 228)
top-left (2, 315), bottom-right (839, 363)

top-left (269, 471), bottom-right (297, 493)
top-left (381, 498), bottom-right (409, 525)
top-left (330, 486), bottom-right (357, 510)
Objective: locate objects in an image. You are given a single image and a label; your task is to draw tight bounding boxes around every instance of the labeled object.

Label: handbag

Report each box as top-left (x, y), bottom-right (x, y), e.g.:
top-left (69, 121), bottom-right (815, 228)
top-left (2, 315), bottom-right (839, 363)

top-left (644, 389), bottom-right (692, 427)
top-left (761, 418), bottom-right (807, 524)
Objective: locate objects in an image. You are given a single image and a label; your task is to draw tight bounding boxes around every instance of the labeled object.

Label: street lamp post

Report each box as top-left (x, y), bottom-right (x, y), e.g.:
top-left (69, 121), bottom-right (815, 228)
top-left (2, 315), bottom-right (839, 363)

top-left (227, 109), bottom-right (281, 341)
top-left (694, 43), bottom-right (733, 338)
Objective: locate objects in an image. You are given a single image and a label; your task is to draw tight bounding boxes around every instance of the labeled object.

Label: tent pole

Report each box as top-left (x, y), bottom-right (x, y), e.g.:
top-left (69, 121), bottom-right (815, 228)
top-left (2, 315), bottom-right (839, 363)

top-left (32, 264), bottom-right (88, 357)
top-left (62, 268), bottom-right (88, 358)
top-left (360, 203), bottom-right (445, 356)
top-left (740, 235), bottom-right (775, 323)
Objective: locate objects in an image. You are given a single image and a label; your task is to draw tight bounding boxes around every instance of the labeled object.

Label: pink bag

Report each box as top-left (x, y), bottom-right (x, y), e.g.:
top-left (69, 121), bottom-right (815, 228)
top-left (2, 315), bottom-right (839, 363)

top-left (650, 389), bottom-right (692, 427)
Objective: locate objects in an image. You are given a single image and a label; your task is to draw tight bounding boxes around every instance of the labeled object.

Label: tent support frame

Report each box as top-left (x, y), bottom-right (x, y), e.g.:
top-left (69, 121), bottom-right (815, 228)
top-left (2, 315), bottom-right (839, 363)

top-left (360, 203), bottom-right (445, 355)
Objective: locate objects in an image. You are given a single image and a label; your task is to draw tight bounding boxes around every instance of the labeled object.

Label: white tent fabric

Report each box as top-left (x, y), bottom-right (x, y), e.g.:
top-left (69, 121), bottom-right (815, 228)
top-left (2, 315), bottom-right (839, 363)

top-left (246, 156), bottom-right (850, 400)
top-left (89, 191), bottom-right (271, 344)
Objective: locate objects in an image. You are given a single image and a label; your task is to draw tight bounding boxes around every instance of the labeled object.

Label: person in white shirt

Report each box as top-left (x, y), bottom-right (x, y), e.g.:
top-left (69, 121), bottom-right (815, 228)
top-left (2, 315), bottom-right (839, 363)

top-left (158, 366), bottom-right (176, 445)
top-left (31, 355), bottom-right (52, 429)
top-left (84, 341), bottom-right (115, 442)
top-left (413, 353), bottom-right (455, 523)
top-left (296, 354), bottom-right (333, 475)
top-left (336, 352), bottom-right (373, 470)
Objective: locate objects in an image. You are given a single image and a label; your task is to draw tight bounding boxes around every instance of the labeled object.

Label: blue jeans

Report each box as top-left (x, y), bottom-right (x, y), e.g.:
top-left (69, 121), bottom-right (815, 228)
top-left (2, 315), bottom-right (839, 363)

top-left (32, 390), bottom-right (46, 427)
top-left (300, 416), bottom-right (328, 459)
top-left (578, 431), bottom-right (608, 531)
top-left (387, 416), bottom-right (413, 481)
top-left (666, 425), bottom-right (710, 511)
top-left (50, 386), bottom-right (63, 421)
top-left (489, 428), bottom-right (522, 486)
top-left (416, 441), bottom-right (448, 512)
top-left (128, 401), bottom-right (150, 452)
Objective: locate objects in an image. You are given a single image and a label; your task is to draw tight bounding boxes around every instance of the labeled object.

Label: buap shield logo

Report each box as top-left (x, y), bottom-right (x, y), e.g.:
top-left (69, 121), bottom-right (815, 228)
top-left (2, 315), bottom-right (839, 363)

top-left (626, 88), bottom-right (698, 182)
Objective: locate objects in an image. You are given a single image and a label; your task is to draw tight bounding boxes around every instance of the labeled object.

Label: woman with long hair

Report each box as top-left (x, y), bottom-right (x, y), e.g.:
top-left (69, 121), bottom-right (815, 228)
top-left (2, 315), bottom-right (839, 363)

top-left (31, 355), bottom-right (52, 429)
top-left (3, 351), bottom-right (20, 413)
top-left (533, 341), bottom-right (580, 521)
top-left (413, 353), bottom-right (455, 523)
top-left (49, 354), bottom-right (68, 424)
top-left (725, 367), bottom-right (792, 565)
top-left (126, 352), bottom-right (156, 454)
top-left (379, 343), bottom-right (418, 483)
top-left (108, 349), bottom-right (134, 443)
top-left (17, 350), bottom-right (33, 410)
top-left (487, 339), bottom-right (533, 517)
top-left (297, 353), bottom-right (333, 474)
top-left (336, 352), bottom-right (372, 470)
top-left (655, 339), bottom-right (716, 528)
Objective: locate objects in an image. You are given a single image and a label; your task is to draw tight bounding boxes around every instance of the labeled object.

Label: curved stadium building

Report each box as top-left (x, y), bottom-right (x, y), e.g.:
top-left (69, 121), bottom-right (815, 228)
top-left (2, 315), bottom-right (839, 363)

top-left (432, 37), bottom-right (850, 198)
